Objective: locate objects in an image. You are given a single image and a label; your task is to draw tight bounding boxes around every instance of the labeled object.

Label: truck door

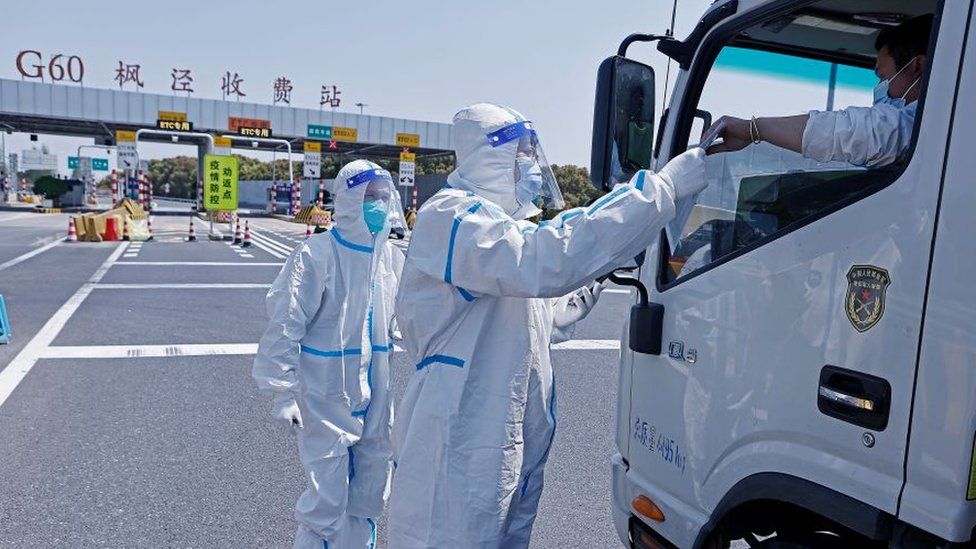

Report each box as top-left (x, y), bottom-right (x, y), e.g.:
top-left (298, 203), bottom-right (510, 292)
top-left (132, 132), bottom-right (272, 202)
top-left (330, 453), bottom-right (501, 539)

top-left (623, 5), bottom-right (967, 546)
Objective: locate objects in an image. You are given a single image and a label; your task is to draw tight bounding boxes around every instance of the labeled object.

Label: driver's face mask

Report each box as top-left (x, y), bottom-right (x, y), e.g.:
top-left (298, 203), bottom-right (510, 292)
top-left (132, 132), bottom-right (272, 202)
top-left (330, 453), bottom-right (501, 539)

top-left (874, 55), bottom-right (921, 108)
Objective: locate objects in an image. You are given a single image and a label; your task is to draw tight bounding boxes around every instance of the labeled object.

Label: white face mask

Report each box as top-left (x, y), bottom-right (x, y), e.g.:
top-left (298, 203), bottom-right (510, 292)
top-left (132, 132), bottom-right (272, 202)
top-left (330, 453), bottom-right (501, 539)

top-left (873, 56), bottom-right (920, 108)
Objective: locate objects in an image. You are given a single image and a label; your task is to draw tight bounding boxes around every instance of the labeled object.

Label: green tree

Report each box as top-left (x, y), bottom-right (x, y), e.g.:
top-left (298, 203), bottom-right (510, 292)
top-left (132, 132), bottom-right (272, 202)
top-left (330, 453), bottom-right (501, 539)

top-left (142, 153), bottom-right (461, 202)
top-left (549, 164), bottom-right (600, 214)
top-left (417, 155), bottom-right (455, 175)
top-left (147, 156), bottom-right (198, 198)
top-left (33, 175), bottom-right (68, 206)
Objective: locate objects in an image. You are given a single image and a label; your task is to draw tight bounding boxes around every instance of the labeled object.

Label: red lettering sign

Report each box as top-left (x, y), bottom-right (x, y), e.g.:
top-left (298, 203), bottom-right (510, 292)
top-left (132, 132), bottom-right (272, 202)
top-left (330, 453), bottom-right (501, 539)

top-left (16, 50), bottom-right (84, 83)
top-left (228, 117), bottom-right (271, 133)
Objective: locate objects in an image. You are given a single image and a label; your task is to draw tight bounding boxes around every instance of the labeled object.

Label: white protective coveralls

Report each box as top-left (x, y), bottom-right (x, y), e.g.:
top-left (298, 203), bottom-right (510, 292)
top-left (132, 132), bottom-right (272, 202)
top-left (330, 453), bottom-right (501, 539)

top-left (253, 160), bottom-right (405, 549)
top-left (388, 103), bottom-right (706, 548)
top-left (802, 102), bottom-right (917, 167)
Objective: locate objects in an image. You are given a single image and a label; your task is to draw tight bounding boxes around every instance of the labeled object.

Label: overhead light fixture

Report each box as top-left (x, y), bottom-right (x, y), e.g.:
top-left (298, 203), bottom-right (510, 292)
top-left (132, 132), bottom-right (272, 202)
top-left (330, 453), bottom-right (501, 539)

top-left (854, 12), bottom-right (908, 26)
top-left (792, 14), bottom-right (877, 35)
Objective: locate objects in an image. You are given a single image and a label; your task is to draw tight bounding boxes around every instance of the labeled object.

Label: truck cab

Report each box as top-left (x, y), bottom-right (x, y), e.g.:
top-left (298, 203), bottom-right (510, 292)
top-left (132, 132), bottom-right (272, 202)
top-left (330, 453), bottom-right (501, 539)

top-left (591, 0), bottom-right (976, 546)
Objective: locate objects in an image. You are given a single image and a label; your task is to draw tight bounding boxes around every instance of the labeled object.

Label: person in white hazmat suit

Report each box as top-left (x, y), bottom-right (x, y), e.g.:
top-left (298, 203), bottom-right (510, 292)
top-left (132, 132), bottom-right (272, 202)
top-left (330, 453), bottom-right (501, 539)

top-left (388, 103), bottom-right (706, 548)
top-left (253, 159), bottom-right (405, 549)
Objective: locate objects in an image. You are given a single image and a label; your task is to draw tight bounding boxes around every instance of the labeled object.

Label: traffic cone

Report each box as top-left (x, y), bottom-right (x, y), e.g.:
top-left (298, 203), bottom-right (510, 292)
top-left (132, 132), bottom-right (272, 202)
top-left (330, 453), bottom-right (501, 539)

top-left (242, 221), bottom-right (252, 248)
top-left (122, 217), bottom-right (130, 241)
top-left (305, 222), bottom-right (312, 239)
top-left (147, 218), bottom-right (154, 241)
top-left (66, 217), bottom-right (77, 242)
top-left (103, 217), bottom-right (120, 241)
top-left (187, 218), bottom-right (197, 242)
top-left (233, 218), bottom-right (242, 245)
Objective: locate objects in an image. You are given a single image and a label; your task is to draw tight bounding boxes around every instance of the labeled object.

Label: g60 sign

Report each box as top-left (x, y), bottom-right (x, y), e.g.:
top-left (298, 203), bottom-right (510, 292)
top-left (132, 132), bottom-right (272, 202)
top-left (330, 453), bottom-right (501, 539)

top-left (16, 50), bottom-right (84, 83)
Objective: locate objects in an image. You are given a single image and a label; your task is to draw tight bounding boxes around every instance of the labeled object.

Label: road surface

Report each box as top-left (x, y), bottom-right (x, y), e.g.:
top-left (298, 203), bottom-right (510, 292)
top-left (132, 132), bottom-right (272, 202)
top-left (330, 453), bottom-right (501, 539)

top-left (0, 210), bottom-right (630, 548)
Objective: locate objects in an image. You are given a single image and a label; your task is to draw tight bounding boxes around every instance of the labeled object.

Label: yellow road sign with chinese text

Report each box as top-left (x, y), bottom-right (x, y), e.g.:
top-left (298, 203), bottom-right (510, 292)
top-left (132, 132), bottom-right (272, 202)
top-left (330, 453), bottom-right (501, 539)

top-left (203, 154), bottom-right (239, 211)
top-left (333, 127), bottom-right (358, 142)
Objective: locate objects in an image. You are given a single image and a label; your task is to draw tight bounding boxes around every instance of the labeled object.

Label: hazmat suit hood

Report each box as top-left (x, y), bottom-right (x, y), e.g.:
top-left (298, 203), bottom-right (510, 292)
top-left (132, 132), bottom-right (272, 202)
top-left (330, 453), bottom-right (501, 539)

top-left (333, 159), bottom-right (396, 249)
top-left (447, 103), bottom-right (562, 219)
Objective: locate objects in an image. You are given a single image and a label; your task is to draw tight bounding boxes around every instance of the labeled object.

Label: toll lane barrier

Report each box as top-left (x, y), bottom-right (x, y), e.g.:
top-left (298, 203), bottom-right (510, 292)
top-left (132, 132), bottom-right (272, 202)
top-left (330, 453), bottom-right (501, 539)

top-left (294, 205), bottom-right (331, 226)
top-left (72, 198), bottom-right (151, 242)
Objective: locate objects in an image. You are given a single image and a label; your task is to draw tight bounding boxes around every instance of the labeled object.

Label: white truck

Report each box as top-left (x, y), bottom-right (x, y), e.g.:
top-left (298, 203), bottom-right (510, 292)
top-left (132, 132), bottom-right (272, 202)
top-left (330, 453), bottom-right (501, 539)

top-left (590, 0), bottom-right (976, 546)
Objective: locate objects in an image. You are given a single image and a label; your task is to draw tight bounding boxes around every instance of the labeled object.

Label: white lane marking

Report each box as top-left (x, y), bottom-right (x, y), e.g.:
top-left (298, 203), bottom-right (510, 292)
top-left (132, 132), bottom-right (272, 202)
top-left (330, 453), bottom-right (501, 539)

top-left (250, 229), bottom-right (295, 253)
top-left (225, 240), bottom-right (256, 261)
top-left (42, 343), bottom-right (259, 359)
top-left (603, 289), bottom-right (632, 295)
top-left (0, 239), bottom-right (62, 273)
top-left (0, 212), bottom-right (35, 222)
top-left (245, 232), bottom-right (290, 259)
top-left (244, 232), bottom-right (291, 259)
top-left (0, 242), bottom-right (128, 409)
top-left (93, 283), bottom-right (271, 290)
top-left (123, 254), bottom-right (138, 258)
top-left (37, 339), bottom-right (620, 360)
top-left (245, 238), bottom-right (287, 260)
top-left (257, 226), bottom-right (298, 241)
top-left (249, 230), bottom-right (294, 255)
top-left (551, 339), bottom-right (621, 350)
top-left (112, 261), bottom-right (284, 266)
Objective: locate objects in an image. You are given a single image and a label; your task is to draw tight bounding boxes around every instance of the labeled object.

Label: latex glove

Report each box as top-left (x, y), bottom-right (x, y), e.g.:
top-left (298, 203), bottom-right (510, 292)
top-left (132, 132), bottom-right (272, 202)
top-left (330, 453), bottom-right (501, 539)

top-left (553, 281), bottom-right (606, 332)
top-left (655, 147), bottom-right (706, 200)
top-left (271, 394), bottom-right (303, 429)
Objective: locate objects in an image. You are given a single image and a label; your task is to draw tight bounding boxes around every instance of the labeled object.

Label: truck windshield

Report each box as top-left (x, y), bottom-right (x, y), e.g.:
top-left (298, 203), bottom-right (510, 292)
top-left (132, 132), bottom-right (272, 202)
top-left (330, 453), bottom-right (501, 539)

top-left (664, 44), bottom-right (884, 284)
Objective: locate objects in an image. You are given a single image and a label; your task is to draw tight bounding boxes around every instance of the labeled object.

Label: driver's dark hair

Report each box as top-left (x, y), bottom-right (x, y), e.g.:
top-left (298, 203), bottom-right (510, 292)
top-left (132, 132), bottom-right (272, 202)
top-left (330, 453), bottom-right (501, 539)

top-left (875, 14), bottom-right (934, 68)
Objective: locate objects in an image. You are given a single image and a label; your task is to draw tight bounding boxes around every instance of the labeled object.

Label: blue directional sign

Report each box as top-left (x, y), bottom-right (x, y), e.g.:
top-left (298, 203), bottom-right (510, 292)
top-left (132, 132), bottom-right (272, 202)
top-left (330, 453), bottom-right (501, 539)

top-left (307, 124), bottom-right (333, 140)
top-left (67, 156), bottom-right (79, 169)
top-left (91, 158), bottom-right (109, 171)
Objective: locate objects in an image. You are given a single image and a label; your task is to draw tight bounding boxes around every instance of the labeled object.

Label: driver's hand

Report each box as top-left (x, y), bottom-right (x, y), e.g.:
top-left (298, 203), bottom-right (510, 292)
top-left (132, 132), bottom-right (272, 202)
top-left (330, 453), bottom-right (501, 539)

top-left (703, 116), bottom-right (752, 155)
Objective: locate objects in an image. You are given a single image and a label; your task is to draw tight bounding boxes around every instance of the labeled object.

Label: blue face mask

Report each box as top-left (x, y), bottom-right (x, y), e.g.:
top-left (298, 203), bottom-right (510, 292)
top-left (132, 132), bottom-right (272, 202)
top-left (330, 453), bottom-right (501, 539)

top-left (515, 157), bottom-right (543, 207)
top-left (873, 56), bottom-right (919, 108)
top-left (362, 200), bottom-right (388, 235)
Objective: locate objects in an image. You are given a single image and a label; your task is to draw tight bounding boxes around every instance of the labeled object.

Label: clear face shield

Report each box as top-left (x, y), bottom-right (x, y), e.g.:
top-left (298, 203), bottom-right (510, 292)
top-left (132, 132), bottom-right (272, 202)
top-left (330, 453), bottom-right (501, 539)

top-left (387, 187), bottom-right (408, 232)
top-left (349, 168), bottom-right (403, 235)
top-left (487, 121), bottom-right (565, 213)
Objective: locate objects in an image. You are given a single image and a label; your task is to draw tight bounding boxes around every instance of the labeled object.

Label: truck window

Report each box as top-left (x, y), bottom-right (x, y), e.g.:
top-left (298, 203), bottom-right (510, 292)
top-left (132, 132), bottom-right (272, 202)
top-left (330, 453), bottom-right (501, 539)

top-left (661, 8), bottom-right (937, 285)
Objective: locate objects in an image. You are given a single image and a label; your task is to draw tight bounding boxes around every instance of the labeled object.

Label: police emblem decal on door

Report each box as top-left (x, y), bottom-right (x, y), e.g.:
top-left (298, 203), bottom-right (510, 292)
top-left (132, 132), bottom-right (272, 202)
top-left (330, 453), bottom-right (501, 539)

top-left (845, 265), bottom-right (891, 333)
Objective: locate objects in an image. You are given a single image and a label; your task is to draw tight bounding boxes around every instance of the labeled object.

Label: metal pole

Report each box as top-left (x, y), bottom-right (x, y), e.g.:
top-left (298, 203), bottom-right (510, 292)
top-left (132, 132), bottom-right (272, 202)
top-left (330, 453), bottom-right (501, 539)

top-left (77, 144), bottom-right (115, 206)
top-left (218, 135), bottom-right (293, 185)
top-left (1, 132), bottom-right (5, 198)
top-left (826, 63), bottom-right (838, 112)
top-left (133, 129), bottom-right (215, 212)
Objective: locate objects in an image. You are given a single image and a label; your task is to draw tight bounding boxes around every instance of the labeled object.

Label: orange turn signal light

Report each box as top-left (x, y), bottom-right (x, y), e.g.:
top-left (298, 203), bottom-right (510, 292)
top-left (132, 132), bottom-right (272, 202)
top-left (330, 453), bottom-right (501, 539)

top-left (632, 495), bottom-right (666, 522)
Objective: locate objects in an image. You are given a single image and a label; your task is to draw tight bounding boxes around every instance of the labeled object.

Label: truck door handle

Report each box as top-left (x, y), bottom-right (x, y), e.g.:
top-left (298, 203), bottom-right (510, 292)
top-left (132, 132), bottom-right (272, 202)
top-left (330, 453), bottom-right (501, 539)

top-left (818, 386), bottom-right (876, 411)
top-left (817, 366), bottom-right (891, 431)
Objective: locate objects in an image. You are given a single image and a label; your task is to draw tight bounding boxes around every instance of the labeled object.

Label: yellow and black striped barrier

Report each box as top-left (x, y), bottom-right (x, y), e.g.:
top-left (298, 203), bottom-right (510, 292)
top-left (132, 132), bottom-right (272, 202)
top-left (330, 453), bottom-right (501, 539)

top-left (293, 205), bottom-right (331, 226)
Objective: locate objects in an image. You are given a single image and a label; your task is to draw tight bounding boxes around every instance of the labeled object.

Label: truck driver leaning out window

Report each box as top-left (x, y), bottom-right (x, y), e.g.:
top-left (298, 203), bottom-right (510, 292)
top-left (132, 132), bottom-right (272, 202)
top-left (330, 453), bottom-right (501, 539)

top-left (703, 14), bottom-right (933, 167)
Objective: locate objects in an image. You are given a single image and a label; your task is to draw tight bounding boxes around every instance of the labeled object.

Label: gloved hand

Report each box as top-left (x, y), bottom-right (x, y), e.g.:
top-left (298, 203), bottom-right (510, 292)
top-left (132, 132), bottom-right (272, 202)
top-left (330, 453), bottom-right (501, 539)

top-left (271, 394), bottom-right (303, 429)
top-left (553, 281), bottom-right (606, 332)
top-left (655, 147), bottom-right (707, 200)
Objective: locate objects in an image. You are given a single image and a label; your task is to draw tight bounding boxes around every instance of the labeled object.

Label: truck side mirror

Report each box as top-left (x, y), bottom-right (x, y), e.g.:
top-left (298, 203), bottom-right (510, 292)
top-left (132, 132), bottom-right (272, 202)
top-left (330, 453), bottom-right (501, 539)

top-left (590, 56), bottom-right (656, 192)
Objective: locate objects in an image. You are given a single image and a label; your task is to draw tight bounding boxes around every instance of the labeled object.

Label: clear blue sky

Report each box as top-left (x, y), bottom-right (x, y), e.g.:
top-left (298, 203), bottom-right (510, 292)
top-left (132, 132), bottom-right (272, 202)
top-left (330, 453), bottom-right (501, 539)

top-left (1, 0), bottom-right (713, 169)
